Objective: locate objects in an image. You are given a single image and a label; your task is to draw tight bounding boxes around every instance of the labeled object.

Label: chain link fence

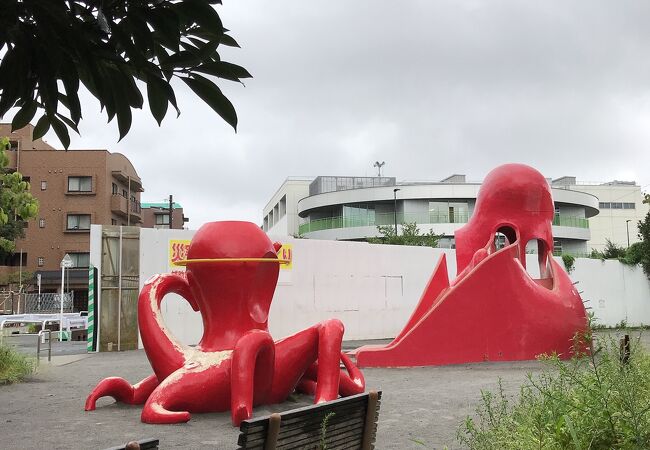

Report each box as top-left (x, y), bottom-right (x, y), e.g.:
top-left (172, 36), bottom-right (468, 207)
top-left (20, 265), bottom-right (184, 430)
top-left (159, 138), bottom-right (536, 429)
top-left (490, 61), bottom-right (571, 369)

top-left (1, 291), bottom-right (73, 314)
top-left (23, 292), bottom-right (74, 314)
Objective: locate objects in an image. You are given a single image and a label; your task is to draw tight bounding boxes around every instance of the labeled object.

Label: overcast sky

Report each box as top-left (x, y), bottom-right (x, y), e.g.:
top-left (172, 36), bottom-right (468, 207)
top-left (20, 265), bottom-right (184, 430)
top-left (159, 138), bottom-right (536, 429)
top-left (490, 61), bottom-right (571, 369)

top-left (18, 0), bottom-right (650, 228)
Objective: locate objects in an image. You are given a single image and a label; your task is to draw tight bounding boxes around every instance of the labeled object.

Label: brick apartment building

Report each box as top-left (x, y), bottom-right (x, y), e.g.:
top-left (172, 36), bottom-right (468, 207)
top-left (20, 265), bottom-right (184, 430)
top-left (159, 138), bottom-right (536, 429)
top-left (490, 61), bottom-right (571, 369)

top-left (0, 124), bottom-right (144, 310)
top-left (141, 201), bottom-right (189, 229)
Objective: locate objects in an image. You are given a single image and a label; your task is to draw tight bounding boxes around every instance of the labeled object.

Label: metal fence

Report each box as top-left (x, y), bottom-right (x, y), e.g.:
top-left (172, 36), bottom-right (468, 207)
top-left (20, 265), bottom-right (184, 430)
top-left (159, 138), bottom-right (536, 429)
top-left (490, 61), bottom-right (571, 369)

top-left (24, 292), bottom-right (74, 314)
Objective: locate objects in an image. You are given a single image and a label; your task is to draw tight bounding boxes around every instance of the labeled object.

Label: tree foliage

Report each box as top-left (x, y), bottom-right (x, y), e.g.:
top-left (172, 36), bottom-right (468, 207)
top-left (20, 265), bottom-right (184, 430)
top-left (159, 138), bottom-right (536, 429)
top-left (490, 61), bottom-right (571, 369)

top-left (0, 0), bottom-right (251, 147)
top-left (561, 253), bottom-right (575, 274)
top-left (0, 137), bottom-right (38, 256)
top-left (368, 222), bottom-right (441, 248)
top-left (637, 193), bottom-right (650, 279)
top-left (602, 238), bottom-right (627, 259)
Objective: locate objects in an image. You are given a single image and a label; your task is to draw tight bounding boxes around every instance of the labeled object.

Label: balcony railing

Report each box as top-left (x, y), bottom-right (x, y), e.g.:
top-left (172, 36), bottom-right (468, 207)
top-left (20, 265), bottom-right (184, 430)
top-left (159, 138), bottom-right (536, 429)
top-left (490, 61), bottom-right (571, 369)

top-left (299, 211), bottom-right (470, 235)
top-left (111, 194), bottom-right (142, 219)
top-left (299, 212), bottom-right (589, 235)
top-left (552, 215), bottom-right (589, 229)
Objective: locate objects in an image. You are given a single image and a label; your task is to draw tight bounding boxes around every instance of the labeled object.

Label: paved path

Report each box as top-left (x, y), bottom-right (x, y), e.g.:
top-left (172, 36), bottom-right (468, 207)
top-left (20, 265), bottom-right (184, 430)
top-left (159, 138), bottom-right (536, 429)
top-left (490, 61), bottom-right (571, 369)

top-left (2, 333), bottom-right (88, 357)
top-left (0, 331), bottom-right (641, 449)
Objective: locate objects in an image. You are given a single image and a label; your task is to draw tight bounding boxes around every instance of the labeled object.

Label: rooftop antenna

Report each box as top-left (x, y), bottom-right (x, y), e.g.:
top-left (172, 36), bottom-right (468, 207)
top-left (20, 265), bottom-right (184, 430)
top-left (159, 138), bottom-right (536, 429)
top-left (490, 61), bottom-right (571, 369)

top-left (373, 161), bottom-right (385, 177)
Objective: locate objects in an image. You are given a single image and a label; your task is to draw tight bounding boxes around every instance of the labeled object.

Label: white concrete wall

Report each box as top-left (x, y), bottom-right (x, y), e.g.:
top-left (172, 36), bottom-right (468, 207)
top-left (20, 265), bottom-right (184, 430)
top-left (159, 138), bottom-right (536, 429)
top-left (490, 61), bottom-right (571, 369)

top-left (567, 257), bottom-right (650, 327)
top-left (138, 228), bottom-right (200, 347)
top-left (267, 237), bottom-right (456, 340)
top-left (133, 228), bottom-right (650, 348)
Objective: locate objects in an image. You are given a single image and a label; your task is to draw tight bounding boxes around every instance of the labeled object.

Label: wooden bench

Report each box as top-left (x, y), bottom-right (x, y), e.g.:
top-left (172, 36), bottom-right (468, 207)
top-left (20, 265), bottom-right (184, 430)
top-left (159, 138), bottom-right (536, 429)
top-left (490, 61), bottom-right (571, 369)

top-left (103, 438), bottom-right (159, 450)
top-left (238, 391), bottom-right (382, 450)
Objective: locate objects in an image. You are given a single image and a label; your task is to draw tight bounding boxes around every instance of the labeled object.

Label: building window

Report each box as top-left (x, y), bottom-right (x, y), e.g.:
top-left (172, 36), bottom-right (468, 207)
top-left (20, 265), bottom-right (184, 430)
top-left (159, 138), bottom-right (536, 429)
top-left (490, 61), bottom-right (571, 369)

top-left (66, 214), bottom-right (91, 230)
top-left (112, 183), bottom-right (118, 194)
top-left (155, 214), bottom-right (170, 228)
top-left (6, 140), bottom-right (18, 151)
top-left (68, 252), bottom-right (90, 268)
top-left (68, 176), bottom-right (92, 192)
top-left (122, 189), bottom-right (128, 198)
top-left (599, 202), bottom-right (635, 209)
top-left (37, 257), bottom-right (44, 267)
top-left (111, 219), bottom-right (117, 225)
top-left (41, 180), bottom-right (47, 190)
top-left (39, 218), bottom-right (45, 228)
top-left (553, 240), bottom-right (562, 255)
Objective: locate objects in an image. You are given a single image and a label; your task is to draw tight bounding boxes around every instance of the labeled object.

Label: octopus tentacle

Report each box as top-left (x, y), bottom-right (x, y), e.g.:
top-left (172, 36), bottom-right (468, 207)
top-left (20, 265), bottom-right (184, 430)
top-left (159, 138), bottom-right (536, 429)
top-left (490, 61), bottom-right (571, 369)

top-left (296, 351), bottom-right (365, 397)
top-left (139, 273), bottom-right (195, 380)
top-left (231, 330), bottom-right (275, 426)
top-left (313, 319), bottom-right (345, 403)
top-left (141, 368), bottom-right (194, 424)
top-left (85, 374), bottom-right (158, 410)
top-left (339, 352), bottom-right (365, 396)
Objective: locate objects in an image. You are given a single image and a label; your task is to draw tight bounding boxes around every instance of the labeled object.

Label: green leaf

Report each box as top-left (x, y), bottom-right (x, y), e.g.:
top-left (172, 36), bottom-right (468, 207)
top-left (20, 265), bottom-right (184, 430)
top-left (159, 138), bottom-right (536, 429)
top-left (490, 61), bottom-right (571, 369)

top-left (49, 114), bottom-right (70, 149)
top-left (194, 61), bottom-right (252, 82)
top-left (32, 115), bottom-right (50, 140)
top-left (219, 34), bottom-right (240, 48)
top-left (182, 0), bottom-right (223, 33)
top-left (161, 50), bottom-right (202, 69)
top-left (147, 8), bottom-right (181, 51)
top-left (182, 75), bottom-right (237, 130)
top-left (11, 101), bottom-right (38, 131)
top-left (55, 113), bottom-right (80, 134)
top-left (147, 76), bottom-right (170, 125)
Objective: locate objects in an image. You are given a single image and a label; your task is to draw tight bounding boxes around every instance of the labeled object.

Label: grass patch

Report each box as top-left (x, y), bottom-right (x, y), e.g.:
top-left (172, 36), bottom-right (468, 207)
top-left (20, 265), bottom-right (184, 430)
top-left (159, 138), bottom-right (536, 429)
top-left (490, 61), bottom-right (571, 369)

top-left (0, 343), bottom-right (35, 384)
top-left (458, 329), bottom-right (650, 449)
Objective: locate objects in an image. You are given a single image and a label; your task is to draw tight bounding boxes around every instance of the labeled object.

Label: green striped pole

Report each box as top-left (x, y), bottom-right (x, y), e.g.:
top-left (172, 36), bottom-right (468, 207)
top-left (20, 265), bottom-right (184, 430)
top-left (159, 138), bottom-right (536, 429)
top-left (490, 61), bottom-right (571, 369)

top-left (87, 264), bottom-right (95, 352)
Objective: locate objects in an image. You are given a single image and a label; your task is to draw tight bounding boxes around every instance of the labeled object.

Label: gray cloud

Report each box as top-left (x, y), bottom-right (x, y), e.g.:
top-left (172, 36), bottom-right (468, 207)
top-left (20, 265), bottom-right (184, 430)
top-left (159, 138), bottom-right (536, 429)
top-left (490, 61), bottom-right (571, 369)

top-left (28, 0), bottom-right (650, 227)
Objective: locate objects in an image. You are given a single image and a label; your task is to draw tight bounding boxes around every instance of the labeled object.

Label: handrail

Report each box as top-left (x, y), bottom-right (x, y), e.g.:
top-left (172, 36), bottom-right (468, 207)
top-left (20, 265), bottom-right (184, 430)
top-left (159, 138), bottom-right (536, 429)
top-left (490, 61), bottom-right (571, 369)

top-left (37, 329), bottom-right (52, 363)
top-left (299, 213), bottom-right (590, 235)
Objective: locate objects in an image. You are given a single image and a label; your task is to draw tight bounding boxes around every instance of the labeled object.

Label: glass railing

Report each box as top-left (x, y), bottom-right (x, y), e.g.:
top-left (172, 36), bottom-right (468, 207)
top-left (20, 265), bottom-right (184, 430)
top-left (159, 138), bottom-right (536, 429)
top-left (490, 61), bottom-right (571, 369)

top-left (299, 212), bottom-right (590, 235)
top-left (298, 211), bottom-right (470, 235)
top-left (552, 215), bottom-right (589, 229)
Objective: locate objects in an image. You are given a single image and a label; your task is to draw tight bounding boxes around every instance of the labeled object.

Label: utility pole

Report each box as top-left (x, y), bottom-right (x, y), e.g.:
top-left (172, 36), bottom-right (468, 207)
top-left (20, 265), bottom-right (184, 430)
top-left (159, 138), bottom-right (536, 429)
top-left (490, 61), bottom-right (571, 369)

top-left (18, 248), bottom-right (22, 291)
top-left (168, 194), bottom-right (173, 229)
top-left (626, 219), bottom-right (631, 247)
top-left (393, 188), bottom-right (400, 236)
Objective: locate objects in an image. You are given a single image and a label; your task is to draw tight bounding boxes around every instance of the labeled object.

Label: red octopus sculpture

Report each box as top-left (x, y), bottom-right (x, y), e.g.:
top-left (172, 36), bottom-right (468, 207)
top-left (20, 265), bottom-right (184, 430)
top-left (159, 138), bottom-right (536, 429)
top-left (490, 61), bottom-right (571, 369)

top-left (355, 163), bottom-right (589, 367)
top-left (85, 221), bottom-right (365, 425)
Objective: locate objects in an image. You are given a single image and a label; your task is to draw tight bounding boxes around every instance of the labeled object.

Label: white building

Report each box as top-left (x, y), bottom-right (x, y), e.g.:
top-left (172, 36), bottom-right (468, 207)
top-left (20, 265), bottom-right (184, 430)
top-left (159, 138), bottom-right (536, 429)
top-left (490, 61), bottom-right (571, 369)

top-left (550, 177), bottom-right (649, 251)
top-left (262, 173), bottom-right (635, 255)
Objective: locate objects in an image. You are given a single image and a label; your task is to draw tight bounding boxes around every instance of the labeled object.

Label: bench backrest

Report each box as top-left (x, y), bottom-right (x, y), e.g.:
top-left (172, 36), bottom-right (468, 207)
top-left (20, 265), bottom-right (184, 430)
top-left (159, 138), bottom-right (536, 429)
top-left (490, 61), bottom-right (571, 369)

top-left (238, 390), bottom-right (381, 450)
top-left (103, 438), bottom-right (159, 450)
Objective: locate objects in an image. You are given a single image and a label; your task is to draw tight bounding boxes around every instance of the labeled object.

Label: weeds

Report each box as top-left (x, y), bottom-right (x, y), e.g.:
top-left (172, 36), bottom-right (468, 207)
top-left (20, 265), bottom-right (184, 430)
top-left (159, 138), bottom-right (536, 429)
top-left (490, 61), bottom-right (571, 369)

top-left (319, 411), bottom-right (335, 450)
top-left (458, 327), bottom-right (650, 449)
top-left (0, 343), bottom-right (34, 384)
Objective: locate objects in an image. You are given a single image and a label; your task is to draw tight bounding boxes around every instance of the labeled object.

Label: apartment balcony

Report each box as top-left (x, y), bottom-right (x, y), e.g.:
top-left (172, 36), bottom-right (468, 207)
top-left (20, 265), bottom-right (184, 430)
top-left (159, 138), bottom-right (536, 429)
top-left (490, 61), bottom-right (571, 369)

top-left (298, 212), bottom-right (589, 240)
top-left (111, 170), bottom-right (144, 192)
top-left (111, 194), bottom-right (142, 223)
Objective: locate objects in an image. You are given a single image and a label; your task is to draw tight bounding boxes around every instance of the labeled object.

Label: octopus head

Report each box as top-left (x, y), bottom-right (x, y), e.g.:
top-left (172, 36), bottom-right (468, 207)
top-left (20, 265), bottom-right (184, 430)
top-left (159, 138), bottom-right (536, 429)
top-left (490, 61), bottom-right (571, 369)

top-left (184, 221), bottom-right (281, 327)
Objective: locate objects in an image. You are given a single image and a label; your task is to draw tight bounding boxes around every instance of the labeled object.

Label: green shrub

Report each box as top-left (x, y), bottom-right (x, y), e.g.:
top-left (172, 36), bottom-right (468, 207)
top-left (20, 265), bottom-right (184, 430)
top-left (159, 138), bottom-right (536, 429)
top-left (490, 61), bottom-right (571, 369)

top-left (561, 254), bottom-right (575, 274)
top-left (0, 343), bottom-right (35, 384)
top-left (458, 331), bottom-right (650, 449)
top-left (27, 323), bottom-right (41, 334)
top-left (603, 239), bottom-right (627, 259)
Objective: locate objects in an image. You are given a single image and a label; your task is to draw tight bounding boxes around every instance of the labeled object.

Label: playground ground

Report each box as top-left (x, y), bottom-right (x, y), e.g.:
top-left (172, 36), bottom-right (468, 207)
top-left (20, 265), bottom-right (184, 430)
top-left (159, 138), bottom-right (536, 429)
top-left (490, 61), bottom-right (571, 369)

top-left (0, 331), bottom-right (642, 450)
